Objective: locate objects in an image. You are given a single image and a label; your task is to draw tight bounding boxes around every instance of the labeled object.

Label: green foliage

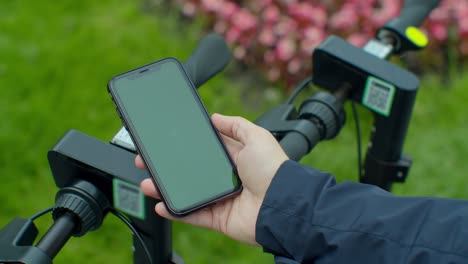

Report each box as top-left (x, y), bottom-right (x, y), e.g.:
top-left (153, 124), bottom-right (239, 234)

top-left (0, 0), bottom-right (467, 263)
top-left (0, 0), bottom-right (271, 262)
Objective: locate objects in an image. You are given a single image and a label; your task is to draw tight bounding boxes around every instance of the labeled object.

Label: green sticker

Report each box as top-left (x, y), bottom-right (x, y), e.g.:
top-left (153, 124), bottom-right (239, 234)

top-left (362, 76), bottom-right (396, 117)
top-left (113, 178), bottom-right (145, 219)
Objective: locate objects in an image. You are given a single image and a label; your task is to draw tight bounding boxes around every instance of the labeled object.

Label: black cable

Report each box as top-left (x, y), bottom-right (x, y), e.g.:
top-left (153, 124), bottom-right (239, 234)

top-left (110, 209), bottom-right (153, 264)
top-left (30, 206), bottom-right (54, 221)
top-left (285, 76), bottom-right (314, 104)
top-left (351, 102), bottom-right (363, 180)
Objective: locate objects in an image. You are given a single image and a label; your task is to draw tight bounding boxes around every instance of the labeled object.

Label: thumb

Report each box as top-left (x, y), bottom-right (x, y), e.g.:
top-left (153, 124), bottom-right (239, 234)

top-left (211, 114), bottom-right (261, 145)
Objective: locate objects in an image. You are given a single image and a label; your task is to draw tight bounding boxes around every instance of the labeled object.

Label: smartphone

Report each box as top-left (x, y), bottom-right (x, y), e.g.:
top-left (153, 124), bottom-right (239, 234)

top-left (108, 57), bottom-right (241, 216)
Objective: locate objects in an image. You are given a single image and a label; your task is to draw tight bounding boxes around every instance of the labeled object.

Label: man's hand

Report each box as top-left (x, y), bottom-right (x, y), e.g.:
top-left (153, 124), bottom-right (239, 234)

top-left (136, 113), bottom-right (288, 245)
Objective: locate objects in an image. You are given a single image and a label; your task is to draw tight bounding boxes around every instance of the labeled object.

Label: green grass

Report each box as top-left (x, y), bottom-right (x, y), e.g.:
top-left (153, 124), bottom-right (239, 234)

top-left (1, 0), bottom-right (468, 263)
top-left (0, 0), bottom-right (272, 263)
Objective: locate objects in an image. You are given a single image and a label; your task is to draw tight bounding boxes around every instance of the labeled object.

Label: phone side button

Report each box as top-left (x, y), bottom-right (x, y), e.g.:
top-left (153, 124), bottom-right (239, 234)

top-left (115, 108), bottom-right (126, 128)
top-left (115, 107), bottom-right (122, 118)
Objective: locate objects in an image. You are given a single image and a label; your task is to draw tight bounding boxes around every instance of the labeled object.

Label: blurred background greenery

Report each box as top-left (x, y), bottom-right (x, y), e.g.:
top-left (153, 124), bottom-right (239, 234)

top-left (0, 0), bottom-right (467, 263)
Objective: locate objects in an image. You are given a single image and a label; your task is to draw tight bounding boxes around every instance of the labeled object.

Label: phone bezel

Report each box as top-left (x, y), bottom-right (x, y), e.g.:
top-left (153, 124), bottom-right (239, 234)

top-left (108, 57), bottom-right (242, 216)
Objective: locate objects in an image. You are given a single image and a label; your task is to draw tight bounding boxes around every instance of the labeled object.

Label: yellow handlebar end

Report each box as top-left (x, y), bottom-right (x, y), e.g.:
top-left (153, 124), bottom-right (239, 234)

top-left (405, 26), bottom-right (428, 48)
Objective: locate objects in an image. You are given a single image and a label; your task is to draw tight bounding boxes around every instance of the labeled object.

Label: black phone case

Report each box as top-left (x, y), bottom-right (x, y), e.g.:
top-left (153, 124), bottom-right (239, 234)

top-left (107, 57), bottom-right (242, 217)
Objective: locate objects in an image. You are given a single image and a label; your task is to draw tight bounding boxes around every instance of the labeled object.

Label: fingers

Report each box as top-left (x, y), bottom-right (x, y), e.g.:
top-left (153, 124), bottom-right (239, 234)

top-left (142, 180), bottom-right (216, 230)
top-left (211, 113), bottom-right (261, 145)
top-left (154, 202), bottom-right (217, 230)
top-left (137, 158), bottom-right (161, 199)
top-left (154, 202), bottom-right (175, 220)
top-left (220, 134), bottom-right (243, 163)
top-left (135, 155), bottom-right (145, 169)
top-left (141, 179), bottom-right (217, 231)
top-left (140, 178), bottom-right (161, 199)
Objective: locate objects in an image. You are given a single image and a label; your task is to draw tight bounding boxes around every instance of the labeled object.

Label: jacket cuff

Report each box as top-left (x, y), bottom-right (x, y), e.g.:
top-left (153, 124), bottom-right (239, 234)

top-left (255, 160), bottom-right (336, 259)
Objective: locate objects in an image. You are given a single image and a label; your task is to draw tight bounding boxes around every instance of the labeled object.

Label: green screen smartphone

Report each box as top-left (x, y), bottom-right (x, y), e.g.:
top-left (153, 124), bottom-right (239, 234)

top-left (108, 57), bottom-right (241, 216)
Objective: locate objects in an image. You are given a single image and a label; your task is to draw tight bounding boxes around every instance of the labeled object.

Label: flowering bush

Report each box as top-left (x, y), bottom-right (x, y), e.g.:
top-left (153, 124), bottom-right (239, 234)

top-left (176, 0), bottom-right (468, 87)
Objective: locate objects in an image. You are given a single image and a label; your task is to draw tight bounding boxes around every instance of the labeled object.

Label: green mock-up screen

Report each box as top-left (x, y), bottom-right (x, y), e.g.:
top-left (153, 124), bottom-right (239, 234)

top-left (113, 58), bottom-right (239, 212)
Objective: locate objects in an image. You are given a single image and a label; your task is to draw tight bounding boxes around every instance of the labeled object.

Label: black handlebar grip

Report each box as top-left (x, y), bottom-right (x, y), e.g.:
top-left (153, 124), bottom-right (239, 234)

top-left (183, 33), bottom-right (231, 88)
top-left (280, 131), bottom-right (318, 161)
top-left (393, 0), bottom-right (440, 28)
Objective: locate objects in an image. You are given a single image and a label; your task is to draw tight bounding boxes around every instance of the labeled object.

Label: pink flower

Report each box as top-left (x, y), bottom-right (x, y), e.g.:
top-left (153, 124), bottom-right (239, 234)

top-left (429, 6), bottom-right (451, 24)
top-left (288, 3), bottom-right (315, 23)
top-left (181, 2), bottom-right (197, 17)
top-left (354, 1), bottom-right (374, 19)
top-left (233, 46), bottom-right (247, 60)
top-left (238, 34), bottom-right (253, 46)
top-left (176, 0), bottom-right (467, 85)
top-left (301, 39), bottom-right (321, 55)
top-left (311, 6), bottom-right (328, 27)
top-left (347, 33), bottom-right (368, 47)
top-left (303, 26), bottom-right (324, 43)
top-left (382, 0), bottom-right (401, 18)
top-left (453, 0), bottom-right (468, 20)
top-left (371, 0), bottom-right (400, 28)
top-left (217, 2), bottom-right (238, 20)
top-left (252, 0), bottom-right (273, 12)
top-left (275, 37), bottom-right (296, 61)
top-left (287, 57), bottom-right (302, 74)
top-left (330, 8), bottom-right (358, 31)
top-left (232, 8), bottom-right (258, 31)
top-left (429, 23), bottom-right (448, 42)
top-left (263, 5), bottom-right (281, 23)
top-left (267, 67), bottom-right (281, 82)
top-left (214, 20), bottom-right (227, 34)
top-left (258, 27), bottom-right (276, 46)
top-left (459, 18), bottom-right (468, 37)
top-left (274, 18), bottom-right (298, 37)
top-left (200, 0), bottom-right (222, 13)
top-left (225, 26), bottom-right (242, 44)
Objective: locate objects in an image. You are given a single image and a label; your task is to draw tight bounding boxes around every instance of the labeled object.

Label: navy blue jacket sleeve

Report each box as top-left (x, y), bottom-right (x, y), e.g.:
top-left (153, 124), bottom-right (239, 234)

top-left (255, 160), bottom-right (468, 263)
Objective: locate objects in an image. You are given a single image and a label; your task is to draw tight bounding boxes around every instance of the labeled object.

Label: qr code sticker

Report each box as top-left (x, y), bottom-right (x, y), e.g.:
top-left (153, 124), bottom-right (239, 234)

top-left (362, 77), bottom-right (395, 117)
top-left (113, 179), bottom-right (145, 219)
